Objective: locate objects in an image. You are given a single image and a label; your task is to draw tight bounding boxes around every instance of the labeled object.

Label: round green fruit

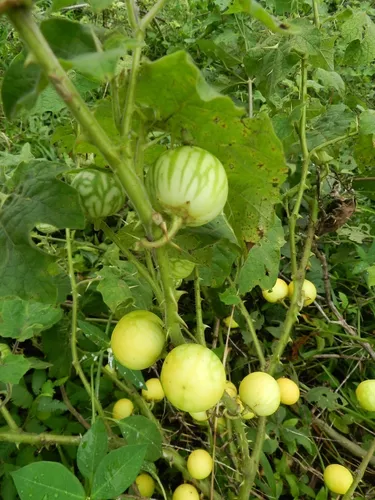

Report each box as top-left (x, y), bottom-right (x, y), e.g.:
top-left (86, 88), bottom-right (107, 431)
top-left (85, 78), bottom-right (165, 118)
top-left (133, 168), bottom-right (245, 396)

top-left (262, 278), bottom-right (288, 303)
top-left (135, 473), bottom-right (155, 498)
top-left (356, 380), bottom-right (375, 411)
top-left (112, 398), bottom-right (134, 420)
top-left (239, 372), bottom-right (280, 416)
top-left (160, 344), bottom-right (226, 412)
top-left (323, 464), bottom-right (353, 494)
top-left (277, 378), bottom-right (300, 405)
top-left (72, 168), bottom-right (125, 219)
top-left (288, 279), bottom-right (317, 306)
top-left (172, 484), bottom-right (200, 500)
top-left (187, 449), bottom-right (213, 480)
top-left (111, 311), bottom-right (165, 370)
top-left (146, 146), bottom-right (228, 227)
top-left (189, 411), bottom-right (209, 422)
top-left (142, 378), bottom-right (165, 402)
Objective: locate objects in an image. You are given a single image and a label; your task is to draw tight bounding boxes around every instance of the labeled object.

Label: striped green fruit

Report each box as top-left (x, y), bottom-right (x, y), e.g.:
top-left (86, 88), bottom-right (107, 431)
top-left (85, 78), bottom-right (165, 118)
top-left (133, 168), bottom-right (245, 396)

top-left (72, 169), bottom-right (125, 219)
top-left (146, 146), bottom-right (228, 227)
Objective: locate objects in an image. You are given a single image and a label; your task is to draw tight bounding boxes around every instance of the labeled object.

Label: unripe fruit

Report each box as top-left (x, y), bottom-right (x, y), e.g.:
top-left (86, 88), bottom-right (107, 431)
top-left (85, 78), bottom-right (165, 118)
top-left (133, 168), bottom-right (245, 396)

top-left (277, 378), bottom-right (300, 405)
top-left (189, 411), bottom-right (209, 422)
top-left (239, 372), bottom-right (280, 416)
top-left (288, 279), bottom-right (317, 306)
top-left (262, 278), bottom-right (288, 303)
top-left (223, 316), bottom-right (239, 328)
top-left (323, 464), bottom-right (353, 494)
top-left (142, 378), bottom-right (165, 402)
top-left (135, 473), bottom-right (155, 497)
top-left (235, 398), bottom-right (255, 420)
top-left (187, 449), bottom-right (213, 480)
top-left (112, 398), bottom-right (134, 420)
top-left (356, 380), bottom-right (375, 411)
top-left (225, 381), bottom-right (237, 398)
top-left (111, 311), bottom-right (165, 370)
top-left (172, 484), bottom-right (200, 500)
top-left (160, 344), bottom-right (226, 412)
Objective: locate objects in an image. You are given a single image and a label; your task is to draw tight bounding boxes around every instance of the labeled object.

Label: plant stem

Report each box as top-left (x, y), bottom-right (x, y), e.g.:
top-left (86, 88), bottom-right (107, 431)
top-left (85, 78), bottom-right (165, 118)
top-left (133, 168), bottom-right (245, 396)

top-left (236, 294), bottom-right (266, 370)
top-left (0, 405), bottom-right (19, 432)
top-left (7, 8), bottom-right (154, 235)
top-left (0, 430), bottom-right (81, 446)
top-left (312, 0), bottom-right (320, 28)
top-left (232, 417), bottom-right (253, 500)
top-left (65, 229), bottom-right (107, 422)
top-left (99, 221), bottom-right (163, 304)
top-left (248, 417), bottom-right (266, 492)
top-left (140, 0), bottom-right (168, 31)
top-left (194, 267), bottom-right (206, 346)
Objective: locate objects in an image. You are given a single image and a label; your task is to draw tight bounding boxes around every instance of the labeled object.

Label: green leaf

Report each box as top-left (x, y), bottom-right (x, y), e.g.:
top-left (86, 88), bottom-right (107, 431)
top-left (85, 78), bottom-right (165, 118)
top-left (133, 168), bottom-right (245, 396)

top-left (0, 354), bottom-right (30, 385)
top-left (89, 0), bottom-right (115, 11)
top-left (77, 419), bottom-right (108, 481)
top-left (359, 110), bottom-right (375, 135)
top-left (292, 22), bottom-right (335, 70)
top-left (136, 51), bottom-right (287, 244)
top-left (11, 461), bottom-right (86, 500)
top-left (0, 298), bottom-right (63, 341)
top-left (307, 104), bottom-right (356, 150)
top-left (0, 161), bottom-right (84, 303)
top-left (116, 363), bottom-right (146, 390)
top-left (238, 216), bottom-right (285, 294)
top-left (77, 320), bottom-right (109, 349)
top-left (196, 39), bottom-right (241, 68)
top-left (70, 48), bottom-right (134, 83)
top-left (341, 11), bottom-right (375, 65)
top-left (91, 444), bottom-right (147, 500)
top-left (118, 416), bottom-right (162, 462)
top-left (42, 320), bottom-right (72, 378)
top-left (305, 387), bottom-right (341, 410)
top-left (315, 69), bottom-right (345, 96)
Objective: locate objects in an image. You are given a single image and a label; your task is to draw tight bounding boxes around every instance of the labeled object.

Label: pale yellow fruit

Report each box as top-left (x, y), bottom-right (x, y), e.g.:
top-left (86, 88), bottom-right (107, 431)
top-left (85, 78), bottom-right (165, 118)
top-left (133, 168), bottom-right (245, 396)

top-left (112, 398), bottom-right (134, 420)
top-left (172, 484), bottom-right (200, 500)
top-left (288, 279), bottom-right (317, 306)
top-left (356, 380), bottom-right (375, 411)
top-left (135, 473), bottom-right (155, 498)
top-left (225, 381), bottom-right (237, 398)
top-left (236, 397), bottom-right (255, 420)
top-left (239, 372), bottom-right (280, 416)
top-left (187, 449), bottom-right (213, 479)
top-left (323, 464), bottom-right (353, 494)
top-left (142, 378), bottom-right (165, 402)
top-left (189, 411), bottom-right (209, 421)
top-left (262, 278), bottom-right (288, 303)
top-left (223, 316), bottom-right (239, 328)
top-left (277, 378), bottom-right (300, 405)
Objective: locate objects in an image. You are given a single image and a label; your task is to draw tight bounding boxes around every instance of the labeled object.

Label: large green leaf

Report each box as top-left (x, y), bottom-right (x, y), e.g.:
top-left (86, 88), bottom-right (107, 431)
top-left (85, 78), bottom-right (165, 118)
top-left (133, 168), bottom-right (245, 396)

top-left (77, 419), bottom-right (108, 481)
top-left (118, 416), bottom-right (162, 462)
top-left (0, 161), bottom-right (84, 303)
top-left (11, 462), bottom-right (86, 500)
top-left (341, 11), bottom-right (375, 65)
top-left (0, 354), bottom-right (31, 385)
top-left (136, 51), bottom-right (287, 243)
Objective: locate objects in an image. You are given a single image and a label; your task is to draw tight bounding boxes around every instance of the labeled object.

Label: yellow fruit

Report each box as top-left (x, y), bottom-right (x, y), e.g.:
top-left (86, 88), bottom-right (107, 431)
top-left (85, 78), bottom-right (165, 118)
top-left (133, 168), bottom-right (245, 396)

top-left (323, 464), bottom-right (353, 494)
top-left (262, 278), bottom-right (288, 303)
top-left (189, 411), bottom-right (209, 421)
top-left (216, 416), bottom-right (226, 430)
top-left (142, 378), bottom-right (165, 402)
top-left (111, 310), bottom-right (165, 370)
top-left (277, 378), bottom-right (300, 405)
top-left (112, 398), bottom-right (134, 420)
top-left (135, 473), bottom-right (155, 497)
top-left (356, 380), bottom-right (375, 411)
top-left (236, 397), bottom-right (255, 420)
top-left (160, 344), bottom-right (226, 412)
top-left (239, 372), bottom-right (280, 416)
top-left (225, 381), bottom-right (237, 398)
top-left (288, 279), bottom-right (317, 306)
top-left (187, 449), bottom-right (213, 480)
top-left (223, 316), bottom-right (239, 328)
top-left (172, 484), bottom-right (200, 500)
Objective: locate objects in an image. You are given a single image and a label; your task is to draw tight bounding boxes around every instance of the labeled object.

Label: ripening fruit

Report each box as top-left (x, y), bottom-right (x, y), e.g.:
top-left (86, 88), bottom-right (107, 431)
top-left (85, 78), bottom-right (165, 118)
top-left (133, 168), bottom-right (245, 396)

top-left (160, 344), bottom-right (226, 412)
top-left (111, 311), bottom-right (165, 370)
top-left (223, 316), bottom-right (239, 329)
top-left (189, 411), bottom-right (209, 422)
top-left (142, 378), bottom-right (165, 402)
top-left (172, 484), bottom-right (200, 500)
top-left (356, 380), bottom-right (375, 411)
top-left (146, 146), bottom-right (228, 227)
top-left (288, 279), bottom-right (317, 306)
top-left (262, 278), bottom-right (288, 303)
top-left (277, 378), bottom-right (300, 405)
top-left (187, 449), bottom-right (213, 480)
top-left (239, 372), bottom-right (280, 416)
top-left (112, 398), bottom-right (134, 420)
top-left (323, 464), bottom-right (353, 494)
top-left (225, 381), bottom-right (237, 398)
top-left (135, 473), bottom-right (155, 498)
top-left (236, 398), bottom-right (255, 420)
top-left (72, 168), bottom-right (125, 219)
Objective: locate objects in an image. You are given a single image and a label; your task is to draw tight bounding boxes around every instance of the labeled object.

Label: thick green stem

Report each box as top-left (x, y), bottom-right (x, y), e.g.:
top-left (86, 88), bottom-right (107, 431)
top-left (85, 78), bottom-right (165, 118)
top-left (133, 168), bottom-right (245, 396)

top-left (247, 417), bottom-right (266, 492)
top-left (7, 8), bottom-right (154, 235)
top-left (194, 267), bottom-right (206, 346)
top-left (312, 0), bottom-right (320, 28)
top-left (0, 405), bottom-right (19, 432)
top-left (232, 417), bottom-right (253, 500)
top-left (0, 430), bottom-right (81, 446)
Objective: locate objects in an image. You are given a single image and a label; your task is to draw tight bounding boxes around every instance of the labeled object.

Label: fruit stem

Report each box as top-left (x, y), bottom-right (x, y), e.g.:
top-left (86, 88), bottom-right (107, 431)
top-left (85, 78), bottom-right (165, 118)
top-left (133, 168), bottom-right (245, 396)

top-left (194, 266), bottom-right (206, 346)
top-left (140, 216), bottom-right (183, 249)
top-left (342, 437), bottom-right (375, 499)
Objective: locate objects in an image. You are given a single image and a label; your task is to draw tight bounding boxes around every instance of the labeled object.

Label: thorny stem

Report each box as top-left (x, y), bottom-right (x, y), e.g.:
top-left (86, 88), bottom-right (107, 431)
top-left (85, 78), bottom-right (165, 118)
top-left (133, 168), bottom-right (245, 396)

top-left (0, 431), bottom-right (81, 446)
top-left (232, 417), bottom-right (253, 500)
top-left (0, 404), bottom-right (19, 432)
top-left (194, 267), bottom-right (206, 346)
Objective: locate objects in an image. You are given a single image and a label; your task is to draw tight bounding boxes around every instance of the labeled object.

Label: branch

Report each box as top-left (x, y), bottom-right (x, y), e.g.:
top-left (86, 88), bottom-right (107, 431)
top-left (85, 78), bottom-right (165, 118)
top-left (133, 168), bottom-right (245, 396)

top-left (60, 386), bottom-right (90, 430)
top-left (0, 430), bottom-right (81, 446)
top-left (342, 437), bottom-right (375, 499)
